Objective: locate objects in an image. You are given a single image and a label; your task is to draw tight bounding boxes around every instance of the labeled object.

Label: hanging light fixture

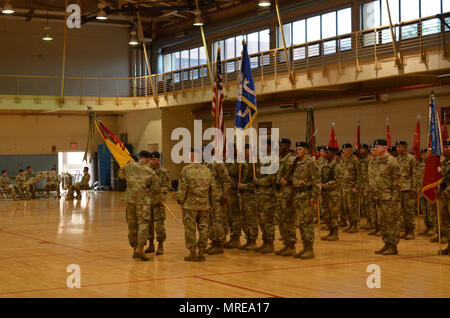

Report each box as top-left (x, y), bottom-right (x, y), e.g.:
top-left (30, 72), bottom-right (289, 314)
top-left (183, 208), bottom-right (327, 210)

top-left (96, 2), bottom-right (108, 20)
top-left (258, 0), bottom-right (271, 7)
top-left (128, 30), bottom-right (138, 46)
top-left (42, 12), bottom-right (52, 41)
top-left (2, 1), bottom-right (14, 14)
top-left (193, 9), bottom-right (204, 26)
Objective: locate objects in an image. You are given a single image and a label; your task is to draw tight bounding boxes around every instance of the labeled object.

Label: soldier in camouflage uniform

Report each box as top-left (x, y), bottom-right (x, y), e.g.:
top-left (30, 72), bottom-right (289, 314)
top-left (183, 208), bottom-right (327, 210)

top-left (45, 168), bottom-right (60, 198)
top-left (359, 144), bottom-right (371, 229)
top-left (224, 159), bottom-right (242, 249)
top-left (15, 170), bottom-right (29, 200)
top-left (282, 141), bottom-right (320, 259)
top-left (371, 139), bottom-right (401, 255)
top-left (145, 152), bottom-right (170, 255)
top-left (275, 138), bottom-right (297, 256)
top-left (205, 149), bottom-right (231, 255)
top-left (176, 148), bottom-right (215, 262)
top-left (340, 143), bottom-right (361, 233)
top-left (24, 166), bottom-right (37, 199)
top-left (320, 146), bottom-right (341, 241)
top-left (367, 144), bottom-right (380, 236)
top-left (237, 144), bottom-right (258, 251)
top-left (438, 140), bottom-right (450, 255)
top-left (67, 167), bottom-right (90, 200)
top-left (0, 170), bottom-right (17, 200)
top-left (253, 139), bottom-right (278, 254)
top-left (119, 151), bottom-right (160, 261)
top-left (396, 141), bottom-right (418, 240)
top-left (418, 149), bottom-right (436, 236)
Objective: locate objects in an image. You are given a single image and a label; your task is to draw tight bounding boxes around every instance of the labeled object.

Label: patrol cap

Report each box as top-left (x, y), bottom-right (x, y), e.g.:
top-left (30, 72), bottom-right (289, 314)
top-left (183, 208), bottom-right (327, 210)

top-left (396, 141), bottom-right (407, 146)
top-left (389, 146), bottom-right (397, 152)
top-left (83, 167), bottom-right (89, 172)
top-left (421, 148), bottom-right (428, 153)
top-left (444, 139), bottom-right (450, 146)
top-left (360, 144), bottom-right (369, 150)
top-left (324, 146), bottom-right (336, 152)
top-left (279, 138), bottom-right (291, 145)
top-left (296, 141), bottom-right (309, 149)
top-left (150, 151), bottom-right (160, 159)
top-left (2, 170), bottom-right (6, 174)
top-left (342, 143), bottom-right (352, 149)
top-left (374, 139), bottom-right (388, 146)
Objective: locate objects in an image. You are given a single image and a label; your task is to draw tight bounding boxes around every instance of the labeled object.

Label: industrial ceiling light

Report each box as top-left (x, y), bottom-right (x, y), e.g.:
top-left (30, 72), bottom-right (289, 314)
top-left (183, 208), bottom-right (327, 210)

top-left (96, 2), bottom-right (108, 20)
top-left (42, 26), bottom-right (53, 41)
top-left (2, 1), bottom-right (14, 14)
top-left (193, 9), bottom-right (204, 26)
top-left (258, 0), bottom-right (271, 7)
top-left (129, 30), bottom-right (138, 46)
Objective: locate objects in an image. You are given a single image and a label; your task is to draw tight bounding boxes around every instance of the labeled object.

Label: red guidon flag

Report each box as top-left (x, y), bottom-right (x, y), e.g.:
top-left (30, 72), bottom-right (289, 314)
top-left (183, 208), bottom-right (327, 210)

top-left (386, 116), bottom-right (391, 148)
top-left (412, 115), bottom-right (421, 160)
top-left (328, 122), bottom-right (339, 150)
top-left (356, 120), bottom-right (361, 151)
top-left (212, 47), bottom-right (225, 155)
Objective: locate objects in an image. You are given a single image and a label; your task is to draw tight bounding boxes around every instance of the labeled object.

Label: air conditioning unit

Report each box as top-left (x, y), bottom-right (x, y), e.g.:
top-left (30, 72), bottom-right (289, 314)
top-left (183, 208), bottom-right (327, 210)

top-left (279, 104), bottom-right (295, 110)
top-left (358, 95), bottom-right (378, 103)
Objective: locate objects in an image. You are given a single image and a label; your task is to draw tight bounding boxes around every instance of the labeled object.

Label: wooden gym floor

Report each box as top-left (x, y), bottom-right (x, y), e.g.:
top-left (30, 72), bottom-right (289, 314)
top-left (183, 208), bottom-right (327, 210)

top-left (0, 191), bottom-right (449, 298)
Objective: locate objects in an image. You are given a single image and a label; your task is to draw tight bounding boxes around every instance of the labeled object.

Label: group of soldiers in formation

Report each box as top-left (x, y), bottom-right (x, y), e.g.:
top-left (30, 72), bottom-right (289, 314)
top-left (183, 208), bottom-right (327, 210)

top-left (0, 166), bottom-right (91, 200)
top-left (121, 137), bottom-right (450, 262)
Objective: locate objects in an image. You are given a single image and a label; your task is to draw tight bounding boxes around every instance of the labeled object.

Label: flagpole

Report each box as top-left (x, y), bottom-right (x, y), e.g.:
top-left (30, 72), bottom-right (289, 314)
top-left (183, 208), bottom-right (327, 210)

top-left (195, 0), bottom-right (214, 86)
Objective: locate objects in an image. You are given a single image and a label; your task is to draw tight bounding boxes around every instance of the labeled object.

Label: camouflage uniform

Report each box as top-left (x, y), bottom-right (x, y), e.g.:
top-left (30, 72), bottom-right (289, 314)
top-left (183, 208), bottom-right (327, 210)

top-left (119, 161), bottom-right (160, 248)
top-left (254, 155), bottom-right (278, 247)
top-left (15, 174), bottom-right (29, 200)
top-left (67, 173), bottom-right (90, 199)
top-left (0, 175), bottom-right (16, 198)
top-left (225, 163), bottom-right (242, 241)
top-left (25, 170), bottom-right (37, 199)
top-left (340, 156), bottom-right (360, 229)
top-left (291, 156), bottom-right (320, 246)
top-left (45, 172), bottom-right (60, 196)
top-left (371, 155), bottom-right (401, 248)
top-left (275, 153), bottom-right (297, 248)
top-left (239, 162), bottom-right (258, 243)
top-left (206, 162), bottom-right (231, 245)
top-left (397, 153), bottom-right (418, 236)
top-left (439, 156), bottom-right (450, 253)
top-left (149, 166), bottom-right (170, 243)
top-left (359, 155), bottom-right (370, 221)
top-left (367, 156), bottom-right (379, 232)
top-left (418, 161), bottom-right (436, 233)
top-left (176, 163), bottom-right (214, 251)
top-left (320, 159), bottom-right (341, 237)
top-left (334, 160), bottom-right (345, 225)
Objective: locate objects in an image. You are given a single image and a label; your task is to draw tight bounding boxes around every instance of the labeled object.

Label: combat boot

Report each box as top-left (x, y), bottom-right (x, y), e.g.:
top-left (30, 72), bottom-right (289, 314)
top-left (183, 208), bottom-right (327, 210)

top-left (400, 231), bottom-right (407, 239)
top-left (294, 242), bottom-right (307, 258)
top-left (382, 243), bottom-right (398, 255)
top-left (419, 227), bottom-right (432, 236)
top-left (404, 228), bottom-right (415, 240)
top-left (300, 242), bottom-right (314, 259)
top-left (132, 246), bottom-right (138, 259)
top-left (321, 229), bottom-right (332, 240)
top-left (155, 241), bottom-right (164, 255)
top-left (245, 239), bottom-right (257, 251)
top-left (205, 241), bottom-right (215, 253)
top-left (347, 223), bottom-right (359, 233)
top-left (228, 237), bottom-right (241, 249)
top-left (135, 245), bottom-right (150, 261)
top-left (184, 248), bottom-right (197, 262)
top-left (368, 227), bottom-right (379, 235)
top-left (239, 239), bottom-right (251, 250)
top-left (343, 224), bottom-right (352, 233)
top-left (326, 228), bottom-right (339, 241)
top-left (224, 237), bottom-right (235, 248)
top-left (339, 220), bottom-right (347, 228)
top-left (275, 244), bottom-right (288, 255)
top-left (197, 248), bottom-right (206, 261)
top-left (207, 242), bottom-right (224, 255)
top-left (255, 241), bottom-right (266, 253)
top-left (145, 241), bottom-right (155, 253)
top-left (259, 241), bottom-right (274, 254)
top-left (374, 243), bottom-right (389, 254)
top-left (281, 243), bottom-right (295, 256)
top-left (439, 244), bottom-right (450, 255)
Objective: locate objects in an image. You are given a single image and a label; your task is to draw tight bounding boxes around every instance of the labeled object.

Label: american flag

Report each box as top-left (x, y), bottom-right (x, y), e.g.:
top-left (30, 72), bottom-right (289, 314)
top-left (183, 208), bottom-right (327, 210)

top-left (212, 47), bottom-right (225, 155)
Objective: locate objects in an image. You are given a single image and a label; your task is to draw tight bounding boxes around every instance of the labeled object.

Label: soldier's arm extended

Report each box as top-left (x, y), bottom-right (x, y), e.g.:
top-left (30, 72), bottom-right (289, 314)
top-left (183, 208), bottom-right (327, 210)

top-left (176, 168), bottom-right (188, 205)
top-left (160, 169), bottom-right (171, 194)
